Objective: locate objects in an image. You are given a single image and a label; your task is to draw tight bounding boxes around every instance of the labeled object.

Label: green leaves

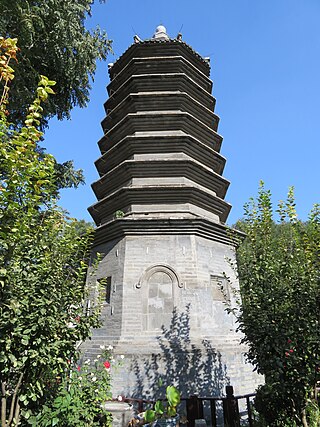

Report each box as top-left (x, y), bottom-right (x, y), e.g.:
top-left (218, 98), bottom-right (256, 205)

top-left (144, 409), bottom-right (157, 423)
top-left (0, 0), bottom-right (112, 126)
top-left (143, 386), bottom-right (181, 423)
top-left (154, 400), bottom-right (165, 415)
top-left (235, 184), bottom-right (320, 425)
top-left (0, 41), bottom-right (102, 427)
top-left (166, 385), bottom-right (180, 409)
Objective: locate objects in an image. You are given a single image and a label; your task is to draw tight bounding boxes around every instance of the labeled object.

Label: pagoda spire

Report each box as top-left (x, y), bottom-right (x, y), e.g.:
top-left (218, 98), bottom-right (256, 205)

top-left (152, 24), bottom-right (170, 40)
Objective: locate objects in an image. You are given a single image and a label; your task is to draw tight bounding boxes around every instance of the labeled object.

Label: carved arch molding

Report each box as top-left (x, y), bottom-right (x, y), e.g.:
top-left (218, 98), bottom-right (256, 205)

top-left (137, 264), bottom-right (182, 331)
top-left (136, 264), bottom-right (182, 289)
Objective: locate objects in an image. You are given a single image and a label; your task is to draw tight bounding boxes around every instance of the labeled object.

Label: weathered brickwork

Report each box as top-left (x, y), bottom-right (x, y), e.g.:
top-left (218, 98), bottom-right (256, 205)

top-left (83, 234), bottom-right (262, 395)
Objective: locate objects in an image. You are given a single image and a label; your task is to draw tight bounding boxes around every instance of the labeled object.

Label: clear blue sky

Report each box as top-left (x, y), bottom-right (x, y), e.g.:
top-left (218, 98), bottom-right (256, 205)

top-left (44, 0), bottom-right (320, 225)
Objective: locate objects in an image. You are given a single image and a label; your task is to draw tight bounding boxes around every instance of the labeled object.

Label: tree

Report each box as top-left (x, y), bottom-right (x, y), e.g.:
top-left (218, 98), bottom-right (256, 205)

top-left (0, 0), bottom-right (111, 127)
top-left (0, 38), bottom-right (102, 426)
top-left (72, 219), bottom-right (95, 237)
top-left (233, 183), bottom-right (320, 426)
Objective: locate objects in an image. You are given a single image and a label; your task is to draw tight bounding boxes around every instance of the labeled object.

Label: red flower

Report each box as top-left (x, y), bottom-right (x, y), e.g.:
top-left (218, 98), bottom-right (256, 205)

top-left (77, 365), bottom-right (81, 371)
top-left (285, 352), bottom-right (290, 357)
top-left (103, 360), bottom-right (111, 369)
top-left (289, 349), bottom-right (294, 353)
top-left (287, 339), bottom-right (292, 344)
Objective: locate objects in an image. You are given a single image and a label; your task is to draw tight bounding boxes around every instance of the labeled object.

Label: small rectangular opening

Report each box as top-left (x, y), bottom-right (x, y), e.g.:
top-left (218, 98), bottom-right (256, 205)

top-left (98, 276), bottom-right (112, 304)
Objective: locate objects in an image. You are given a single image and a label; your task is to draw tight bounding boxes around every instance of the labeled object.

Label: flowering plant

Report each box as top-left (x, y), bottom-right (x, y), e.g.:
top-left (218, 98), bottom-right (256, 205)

top-left (30, 346), bottom-right (123, 427)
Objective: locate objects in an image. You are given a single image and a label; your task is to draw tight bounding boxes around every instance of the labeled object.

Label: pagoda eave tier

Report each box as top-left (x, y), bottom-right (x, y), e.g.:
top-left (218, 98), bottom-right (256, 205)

top-left (95, 134), bottom-right (226, 176)
top-left (88, 185), bottom-right (231, 225)
top-left (106, 73), bottom-right (214, 111)
top-left (98, 111), bottom-right (223, 152)
top-left (91, 158), bottom-right (230, 200)
top-left (107, 55), bottom-right (212, 93)
top-left (92, 217), bottom-right (243, 248)
top-left (108, 40), bottom-right (210, 80)
top-left (102, 92), bottom-right (219, 133)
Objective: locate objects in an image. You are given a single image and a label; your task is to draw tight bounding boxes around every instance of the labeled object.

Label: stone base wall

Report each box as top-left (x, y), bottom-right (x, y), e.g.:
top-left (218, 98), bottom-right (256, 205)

top-left (83, 232), bottom-right (263, 398)
top-left (82, 336), bottom-right (262, 398)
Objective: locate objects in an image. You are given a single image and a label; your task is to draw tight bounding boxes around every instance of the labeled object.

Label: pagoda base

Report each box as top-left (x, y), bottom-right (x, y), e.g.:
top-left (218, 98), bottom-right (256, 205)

top-left (82, 334), bottom-right (262, 399)
top-left (83, 218), bottom-right (262, 397)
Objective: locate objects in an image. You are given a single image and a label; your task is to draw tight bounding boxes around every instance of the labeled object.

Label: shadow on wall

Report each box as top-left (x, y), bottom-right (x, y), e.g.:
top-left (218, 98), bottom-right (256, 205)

top-left (131, 305), bottom-right (229, 399)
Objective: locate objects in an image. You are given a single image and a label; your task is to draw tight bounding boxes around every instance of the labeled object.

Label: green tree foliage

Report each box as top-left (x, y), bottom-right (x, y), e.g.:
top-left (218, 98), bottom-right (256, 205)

top-left (234, 183), bottom-right (320, 426)
top-left (0, 38), bottom-right (102, 427)
top-left (0, 0), bottom-right (111, 127)
top-left (71, 219), bottom-right (95, 237)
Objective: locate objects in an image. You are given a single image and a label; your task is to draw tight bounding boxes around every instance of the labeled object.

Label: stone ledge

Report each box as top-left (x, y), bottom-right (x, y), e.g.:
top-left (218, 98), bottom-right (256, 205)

top-left (92, 217), bottom-right (244, 247)
top-left (99, 110), bottom-right (222, 153)
top-left (95, 133), bottom-right (226, 175)
top-left (102, 91), bottom-right (219, 133)
top-left (108, 55), bottom-right (212, 93)
top-left (88, 185), bottom-right (231, 224)
top-left (109, 41), bottom-right (210, 81)
top-left (106, 73), bottom-right (214, 112)
top-left (92, 158), bottom-right (230, 200)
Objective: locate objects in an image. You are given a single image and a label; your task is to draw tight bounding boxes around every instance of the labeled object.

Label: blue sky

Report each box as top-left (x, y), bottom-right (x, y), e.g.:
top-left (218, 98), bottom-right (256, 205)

top-left (44, 0), bottom-right (320, 225)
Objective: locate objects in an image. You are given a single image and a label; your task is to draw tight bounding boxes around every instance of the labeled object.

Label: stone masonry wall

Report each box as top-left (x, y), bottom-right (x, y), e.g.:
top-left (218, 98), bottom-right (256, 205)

top-left (83, 233), bottom-right (262, 397)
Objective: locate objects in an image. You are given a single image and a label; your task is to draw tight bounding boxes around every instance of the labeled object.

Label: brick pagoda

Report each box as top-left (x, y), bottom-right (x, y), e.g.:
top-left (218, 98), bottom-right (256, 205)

top-left (85, 25), bottom-right (260, 398)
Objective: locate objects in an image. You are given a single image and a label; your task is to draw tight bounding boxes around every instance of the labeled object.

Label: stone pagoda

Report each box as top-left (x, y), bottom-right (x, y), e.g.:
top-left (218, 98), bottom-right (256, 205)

top-left (85, 26), bottom-right (260, 397)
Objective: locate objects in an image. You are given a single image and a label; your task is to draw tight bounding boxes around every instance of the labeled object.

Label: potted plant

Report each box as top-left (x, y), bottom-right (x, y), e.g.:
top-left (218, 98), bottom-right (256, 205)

top-left (143, 385), bottom-right (181, 427)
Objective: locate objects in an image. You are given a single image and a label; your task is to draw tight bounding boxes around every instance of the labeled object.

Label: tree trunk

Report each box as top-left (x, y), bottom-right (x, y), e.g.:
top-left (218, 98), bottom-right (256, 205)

top-left (7, 373), bottom-right (23, 427)
top-left (301, 408), bottom-right (308, 427)
top-left (1, 381), bottom-right (7, 427)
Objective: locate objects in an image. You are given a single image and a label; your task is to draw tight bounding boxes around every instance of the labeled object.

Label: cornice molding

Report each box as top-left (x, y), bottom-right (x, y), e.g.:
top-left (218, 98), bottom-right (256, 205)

top-left (92, 217), bottom-right (244, 248)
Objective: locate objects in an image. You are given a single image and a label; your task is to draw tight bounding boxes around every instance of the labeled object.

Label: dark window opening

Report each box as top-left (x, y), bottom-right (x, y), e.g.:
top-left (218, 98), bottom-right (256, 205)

top-left (98, 276), bottom-right (111, 304)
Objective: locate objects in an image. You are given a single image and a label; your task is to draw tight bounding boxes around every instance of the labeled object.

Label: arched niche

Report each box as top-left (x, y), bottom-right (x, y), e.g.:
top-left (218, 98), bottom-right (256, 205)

top-left (137, 264), bottom-right (182, 331)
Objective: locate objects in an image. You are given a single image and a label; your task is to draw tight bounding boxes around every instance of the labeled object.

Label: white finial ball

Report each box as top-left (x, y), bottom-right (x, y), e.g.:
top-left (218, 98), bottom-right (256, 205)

top-left (156, 25), bottom-right (167, 34)
top-left (152, 24), bottom-right (169, 40)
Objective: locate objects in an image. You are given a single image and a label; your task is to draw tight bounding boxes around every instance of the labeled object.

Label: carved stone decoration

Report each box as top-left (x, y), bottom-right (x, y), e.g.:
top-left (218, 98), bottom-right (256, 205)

top-left (136, 264), bottom-right (180, 288)
top-left (137, 265), bottom-right (181, 331)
